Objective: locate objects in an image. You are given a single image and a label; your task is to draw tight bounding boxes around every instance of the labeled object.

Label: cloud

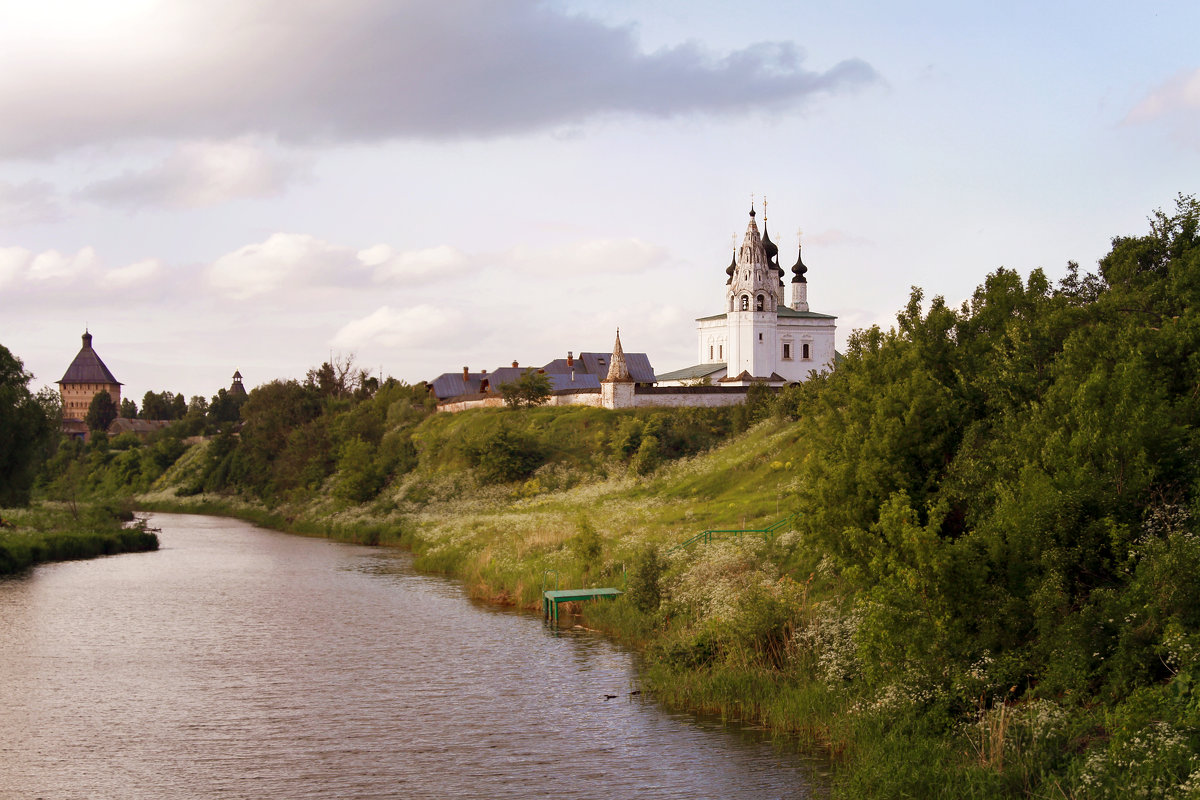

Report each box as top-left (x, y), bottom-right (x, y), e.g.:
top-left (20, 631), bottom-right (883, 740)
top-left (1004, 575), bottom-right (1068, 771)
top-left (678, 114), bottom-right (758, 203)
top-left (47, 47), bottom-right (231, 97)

top-left (104, 258), bottom-right (162, 287)
top-left (81, 138), bottom-right (306, 208)
top-left (507, 238), bottom-right (668, 276)
top-left (207, 233), bottom-right (363, 300)
top-left (0, 246), bottom-right (32, 287)
top-left (27, 246), bottom-right (98, 281)
top-left (0, 1), bottom-right (880, 158)
top-left (1125, 68), bottom-right (1200, 123)
top-left (362, 244), bottom-right (469, 281)
top-left (207, 234), bottom-right (469, 299)
top-left (1124, 67), bottom-right (1200, 149)
top-left (331, 304), bottom-right (461, 349)
top-left (0, 179), bottom-right (61, 225)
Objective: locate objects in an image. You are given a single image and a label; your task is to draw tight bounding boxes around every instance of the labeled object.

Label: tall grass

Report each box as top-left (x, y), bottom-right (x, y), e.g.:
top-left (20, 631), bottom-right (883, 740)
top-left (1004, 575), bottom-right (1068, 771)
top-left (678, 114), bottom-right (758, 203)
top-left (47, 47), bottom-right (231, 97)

top-left (0, 503), bottom-right (159, 574)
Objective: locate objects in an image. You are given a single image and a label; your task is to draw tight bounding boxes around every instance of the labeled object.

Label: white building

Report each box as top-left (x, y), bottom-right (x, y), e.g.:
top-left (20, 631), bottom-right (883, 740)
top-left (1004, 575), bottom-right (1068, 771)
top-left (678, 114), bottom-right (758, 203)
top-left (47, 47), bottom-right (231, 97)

top-left (658, 203), bottom-right (837, 386)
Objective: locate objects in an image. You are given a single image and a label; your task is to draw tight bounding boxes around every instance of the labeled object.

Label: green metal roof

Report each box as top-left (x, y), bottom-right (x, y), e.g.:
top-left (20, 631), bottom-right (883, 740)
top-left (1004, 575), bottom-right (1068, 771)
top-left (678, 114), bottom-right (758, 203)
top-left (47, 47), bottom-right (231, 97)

top-left (654, 363), bottom-right (726, 382)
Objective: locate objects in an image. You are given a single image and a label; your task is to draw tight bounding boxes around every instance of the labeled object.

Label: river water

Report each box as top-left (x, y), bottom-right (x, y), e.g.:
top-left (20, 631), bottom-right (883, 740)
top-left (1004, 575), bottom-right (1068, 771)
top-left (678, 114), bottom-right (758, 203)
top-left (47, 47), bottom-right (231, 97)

top-left (0, 513), bottom-right (826, 799)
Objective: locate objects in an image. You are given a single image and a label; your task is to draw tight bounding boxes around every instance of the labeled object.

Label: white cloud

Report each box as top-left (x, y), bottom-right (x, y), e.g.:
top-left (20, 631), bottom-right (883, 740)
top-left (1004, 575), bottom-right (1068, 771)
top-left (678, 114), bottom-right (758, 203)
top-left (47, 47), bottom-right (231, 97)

top-left (1124, 67), bottom-right (1200, 150)
top-left (507, 238), bottom-right (668, 276)
top-left (1125, 68), bottom-right (1200, 123)
top-left (0, 0), bottom-right (879, 159)
top-left (331, 304), bottom-right (461, 349)
top-left (27, 246), bottom-right (98, 281)
top-left (104, 258), bottom-right (162, 287)
top-left (207, 233), bottom-right (362, 300)
top-left (362, 244), bottom-right (469, 281)
top-left (82, 138), bottom-right (306, 208)
top-left (0, 246), bottom-right (32, 287)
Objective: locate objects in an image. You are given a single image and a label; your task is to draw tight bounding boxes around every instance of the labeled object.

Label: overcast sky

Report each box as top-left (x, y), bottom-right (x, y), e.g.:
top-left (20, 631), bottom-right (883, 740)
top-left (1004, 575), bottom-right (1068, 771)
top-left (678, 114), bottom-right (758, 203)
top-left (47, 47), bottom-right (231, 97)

top-left (1, 0), bottom-right (1197, 403)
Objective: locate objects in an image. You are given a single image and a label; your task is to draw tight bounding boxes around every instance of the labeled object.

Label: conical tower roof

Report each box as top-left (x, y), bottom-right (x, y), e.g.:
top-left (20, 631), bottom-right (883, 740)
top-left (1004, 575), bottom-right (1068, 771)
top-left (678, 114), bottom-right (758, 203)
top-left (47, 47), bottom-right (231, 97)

top-left (604, 329), bottom-right (633, 383)
top-left (58, 331), bottom-right (121, 386)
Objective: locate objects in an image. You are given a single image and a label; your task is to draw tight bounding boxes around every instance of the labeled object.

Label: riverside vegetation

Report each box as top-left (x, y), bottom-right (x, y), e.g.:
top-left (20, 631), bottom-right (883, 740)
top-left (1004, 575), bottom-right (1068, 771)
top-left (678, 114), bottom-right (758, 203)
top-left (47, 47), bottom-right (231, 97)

top-left (13, 196), bottom-right (1200, 797)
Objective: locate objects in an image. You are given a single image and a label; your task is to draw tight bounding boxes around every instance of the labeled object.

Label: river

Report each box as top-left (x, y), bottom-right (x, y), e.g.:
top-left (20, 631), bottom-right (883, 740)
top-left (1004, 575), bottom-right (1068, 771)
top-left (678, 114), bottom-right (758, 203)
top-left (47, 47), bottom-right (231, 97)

top-left (0, 513), bottom-right (827, 799)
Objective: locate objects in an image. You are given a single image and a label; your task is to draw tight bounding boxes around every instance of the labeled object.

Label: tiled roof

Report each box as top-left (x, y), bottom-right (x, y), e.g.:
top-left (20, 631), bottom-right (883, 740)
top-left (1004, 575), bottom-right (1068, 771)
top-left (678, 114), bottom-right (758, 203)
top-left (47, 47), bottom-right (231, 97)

top-left (58, 333), bottom-right (121, 385)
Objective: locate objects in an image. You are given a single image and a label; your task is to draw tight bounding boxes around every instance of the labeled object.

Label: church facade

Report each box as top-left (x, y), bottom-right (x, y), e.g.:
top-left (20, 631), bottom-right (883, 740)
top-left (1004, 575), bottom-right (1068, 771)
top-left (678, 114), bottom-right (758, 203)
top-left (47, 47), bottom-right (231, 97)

top-left (658, 203), bottom-right (837, 386)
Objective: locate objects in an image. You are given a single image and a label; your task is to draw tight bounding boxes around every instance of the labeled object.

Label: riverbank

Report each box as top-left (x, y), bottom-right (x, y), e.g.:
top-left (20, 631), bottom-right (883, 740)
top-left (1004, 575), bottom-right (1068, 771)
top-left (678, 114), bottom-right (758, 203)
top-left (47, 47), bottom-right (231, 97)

top-left (0, 503), bottom-right (159, 575)
top-left (133, 421), bottom-right (864, 775)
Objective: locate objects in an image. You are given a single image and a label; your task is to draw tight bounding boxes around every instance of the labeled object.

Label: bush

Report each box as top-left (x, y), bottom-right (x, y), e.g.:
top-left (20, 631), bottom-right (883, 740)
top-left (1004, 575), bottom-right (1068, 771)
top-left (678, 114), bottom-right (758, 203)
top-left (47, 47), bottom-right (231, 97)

top-left (464, 427), bottom-right (544, 484)
top-left (627, 546), bottom-right (663, 613)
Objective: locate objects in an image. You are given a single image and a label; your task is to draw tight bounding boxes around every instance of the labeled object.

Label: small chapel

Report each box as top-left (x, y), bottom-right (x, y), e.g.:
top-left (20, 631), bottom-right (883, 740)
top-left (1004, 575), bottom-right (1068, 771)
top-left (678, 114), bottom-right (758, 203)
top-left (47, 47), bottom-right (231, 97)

top-left (657, 201), bottom-right (837, 386)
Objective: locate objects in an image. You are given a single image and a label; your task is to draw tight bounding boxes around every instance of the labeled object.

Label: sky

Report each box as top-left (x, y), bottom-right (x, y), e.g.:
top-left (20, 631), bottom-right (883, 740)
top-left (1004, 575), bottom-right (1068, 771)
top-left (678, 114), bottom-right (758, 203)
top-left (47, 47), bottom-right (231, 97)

top-left (1, 0), bottom-right (1197, 403)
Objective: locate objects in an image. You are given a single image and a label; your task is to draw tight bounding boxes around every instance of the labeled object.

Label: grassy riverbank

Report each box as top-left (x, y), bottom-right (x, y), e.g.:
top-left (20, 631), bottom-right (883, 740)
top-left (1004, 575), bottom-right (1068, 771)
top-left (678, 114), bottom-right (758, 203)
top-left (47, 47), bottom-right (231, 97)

top-left (0, 503), bottom-right (159, 575)
top-left (128, 414), bottom-right (1056, 798)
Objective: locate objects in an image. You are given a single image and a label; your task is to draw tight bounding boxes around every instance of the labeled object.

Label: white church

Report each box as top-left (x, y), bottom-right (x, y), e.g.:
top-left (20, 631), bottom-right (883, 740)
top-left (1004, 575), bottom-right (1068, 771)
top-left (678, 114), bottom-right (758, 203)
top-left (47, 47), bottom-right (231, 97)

top-left (431, 199), bottom-right (838, 410)
top-left (657, 202), bottom-right (838, 386)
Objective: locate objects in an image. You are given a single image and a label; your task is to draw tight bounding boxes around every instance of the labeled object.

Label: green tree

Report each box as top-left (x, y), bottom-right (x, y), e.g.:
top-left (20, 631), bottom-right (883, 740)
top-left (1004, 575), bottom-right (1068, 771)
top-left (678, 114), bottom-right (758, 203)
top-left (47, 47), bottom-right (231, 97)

top-left (207, 387), bottom-right (246, 426)
top-left (140, 390), bottom-right (187, 421)
top-left (0, 344), bottom-right (57, 507)
top-left (500, 368), bottom-right (552, 409)
top-left (85, 391), bottom-right (119, 432)
top-left (119, 398), bottom-right (138, 418)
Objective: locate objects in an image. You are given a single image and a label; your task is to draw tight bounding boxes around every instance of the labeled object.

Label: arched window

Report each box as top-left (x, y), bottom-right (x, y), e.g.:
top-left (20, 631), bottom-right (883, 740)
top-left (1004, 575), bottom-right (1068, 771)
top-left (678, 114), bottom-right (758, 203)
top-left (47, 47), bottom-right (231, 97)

top-left (802, 343), bottom-right (810, 359)
top-left (756, 295), bottom-right (764, 311)
top-left (740, 295), bottom-right (749, 311)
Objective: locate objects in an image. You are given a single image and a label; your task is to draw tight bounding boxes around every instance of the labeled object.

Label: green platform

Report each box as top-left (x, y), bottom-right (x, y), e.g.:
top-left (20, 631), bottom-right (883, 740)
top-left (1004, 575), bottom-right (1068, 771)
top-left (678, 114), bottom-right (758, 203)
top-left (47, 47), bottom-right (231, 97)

top-left (542, 587), bottom-right (622, 622)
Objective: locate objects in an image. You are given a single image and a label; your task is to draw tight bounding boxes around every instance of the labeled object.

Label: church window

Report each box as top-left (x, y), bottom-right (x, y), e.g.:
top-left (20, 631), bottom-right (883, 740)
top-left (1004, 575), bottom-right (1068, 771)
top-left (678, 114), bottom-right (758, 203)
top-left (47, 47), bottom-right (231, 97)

top-left (783, 343), bottom-right (792, 360)
top-left (709, 345), bottom-right (713, 359)
top-left (740, 295), bottom-right (749, 311)
top-left (802, 343), bottom-right (810, 359)
top-left (759, 333), bottom-right (763, 341)
top-left (719, 345), bottom-right (723, 359)
top-left (756, 295), bottom-right (764, 311)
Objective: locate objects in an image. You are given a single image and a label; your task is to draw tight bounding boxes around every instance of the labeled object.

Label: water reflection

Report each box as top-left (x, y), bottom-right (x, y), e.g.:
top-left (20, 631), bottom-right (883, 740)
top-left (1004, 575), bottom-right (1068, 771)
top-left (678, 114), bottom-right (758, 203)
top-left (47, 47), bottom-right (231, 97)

top-left (0, 513), bottom-right (826, 799)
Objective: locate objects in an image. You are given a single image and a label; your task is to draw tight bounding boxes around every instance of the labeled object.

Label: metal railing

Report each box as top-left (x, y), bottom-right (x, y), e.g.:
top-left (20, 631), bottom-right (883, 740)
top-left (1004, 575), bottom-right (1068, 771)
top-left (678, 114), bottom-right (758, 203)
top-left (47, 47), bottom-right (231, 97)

top-left (669, 512), bottom-right (797, 553)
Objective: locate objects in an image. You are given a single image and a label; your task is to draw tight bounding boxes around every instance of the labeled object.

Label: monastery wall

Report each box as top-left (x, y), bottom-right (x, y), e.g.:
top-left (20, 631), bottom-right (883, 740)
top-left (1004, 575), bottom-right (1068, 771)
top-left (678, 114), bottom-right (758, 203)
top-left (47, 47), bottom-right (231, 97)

top-left (633, 386), bottom-right (749, 408)
top-left (437, 386), bottom-right (750, 413)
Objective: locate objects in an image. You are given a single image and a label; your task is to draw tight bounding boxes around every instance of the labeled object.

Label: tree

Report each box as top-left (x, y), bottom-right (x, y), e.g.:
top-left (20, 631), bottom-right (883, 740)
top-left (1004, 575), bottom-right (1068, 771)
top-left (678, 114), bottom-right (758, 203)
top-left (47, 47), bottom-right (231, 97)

top-left (208, 387), bottom-right (246, 425)
top-left (305, 354), bottom-right (369, 400)
top-left (0, 344), bottom-right (57, 507)
top-left (119, 398), bottom-right (138, 418)
top-left (85, 391), bottom-right (119, 432)
top-left (500, 368), bottom-right (552, 409)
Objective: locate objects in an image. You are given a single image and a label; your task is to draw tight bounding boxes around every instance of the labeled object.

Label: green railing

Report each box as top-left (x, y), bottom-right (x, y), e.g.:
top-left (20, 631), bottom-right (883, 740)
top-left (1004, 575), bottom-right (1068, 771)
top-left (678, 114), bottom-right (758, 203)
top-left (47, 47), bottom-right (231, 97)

top-left (669, 512), bottom-right (797, 553)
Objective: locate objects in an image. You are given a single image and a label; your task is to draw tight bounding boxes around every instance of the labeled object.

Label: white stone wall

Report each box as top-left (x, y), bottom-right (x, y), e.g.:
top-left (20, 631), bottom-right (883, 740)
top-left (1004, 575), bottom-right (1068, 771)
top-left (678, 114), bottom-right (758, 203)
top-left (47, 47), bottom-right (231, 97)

top-left (436, 387), bottom-right (751, 413)
top-left (633, 391), bottom-right (747, 408)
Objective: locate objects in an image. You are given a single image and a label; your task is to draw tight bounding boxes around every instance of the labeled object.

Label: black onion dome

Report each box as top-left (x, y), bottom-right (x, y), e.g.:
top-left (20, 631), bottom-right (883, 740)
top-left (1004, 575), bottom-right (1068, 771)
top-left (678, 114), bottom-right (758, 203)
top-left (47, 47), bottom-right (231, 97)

top-left (761, 220), bottom-right (779, 262)
top-left (725, 251), bottom-right (736, 284)
top-left (791, 245), bottom-right (809, 284)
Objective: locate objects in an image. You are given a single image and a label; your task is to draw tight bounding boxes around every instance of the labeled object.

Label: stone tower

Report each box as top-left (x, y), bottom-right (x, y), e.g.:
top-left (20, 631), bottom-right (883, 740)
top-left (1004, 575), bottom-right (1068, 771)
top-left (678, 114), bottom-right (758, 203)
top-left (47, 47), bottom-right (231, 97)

top-left (601, 329), bottom-right (635, 409)
top-left (57, 331), bottom-right (122, 421)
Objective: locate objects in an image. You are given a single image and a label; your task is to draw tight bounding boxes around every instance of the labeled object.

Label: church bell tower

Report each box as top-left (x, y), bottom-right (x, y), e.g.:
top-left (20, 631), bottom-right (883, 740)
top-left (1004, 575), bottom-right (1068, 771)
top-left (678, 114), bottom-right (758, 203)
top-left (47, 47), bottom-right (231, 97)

top-left (724, 204), bottom-right (778, 379)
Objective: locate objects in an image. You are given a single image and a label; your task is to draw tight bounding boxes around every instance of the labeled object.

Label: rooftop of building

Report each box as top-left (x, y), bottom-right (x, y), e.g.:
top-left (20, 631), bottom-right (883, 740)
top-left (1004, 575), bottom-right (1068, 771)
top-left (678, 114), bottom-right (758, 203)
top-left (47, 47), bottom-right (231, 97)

top-left (58, 331), bottom-right (122, 386)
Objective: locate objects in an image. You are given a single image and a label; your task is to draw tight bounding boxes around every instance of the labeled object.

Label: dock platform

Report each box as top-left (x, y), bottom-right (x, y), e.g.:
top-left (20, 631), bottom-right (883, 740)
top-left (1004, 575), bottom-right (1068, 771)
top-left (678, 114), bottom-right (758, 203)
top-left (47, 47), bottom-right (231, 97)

top-left (542, 587), bottom-right (622, 622)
